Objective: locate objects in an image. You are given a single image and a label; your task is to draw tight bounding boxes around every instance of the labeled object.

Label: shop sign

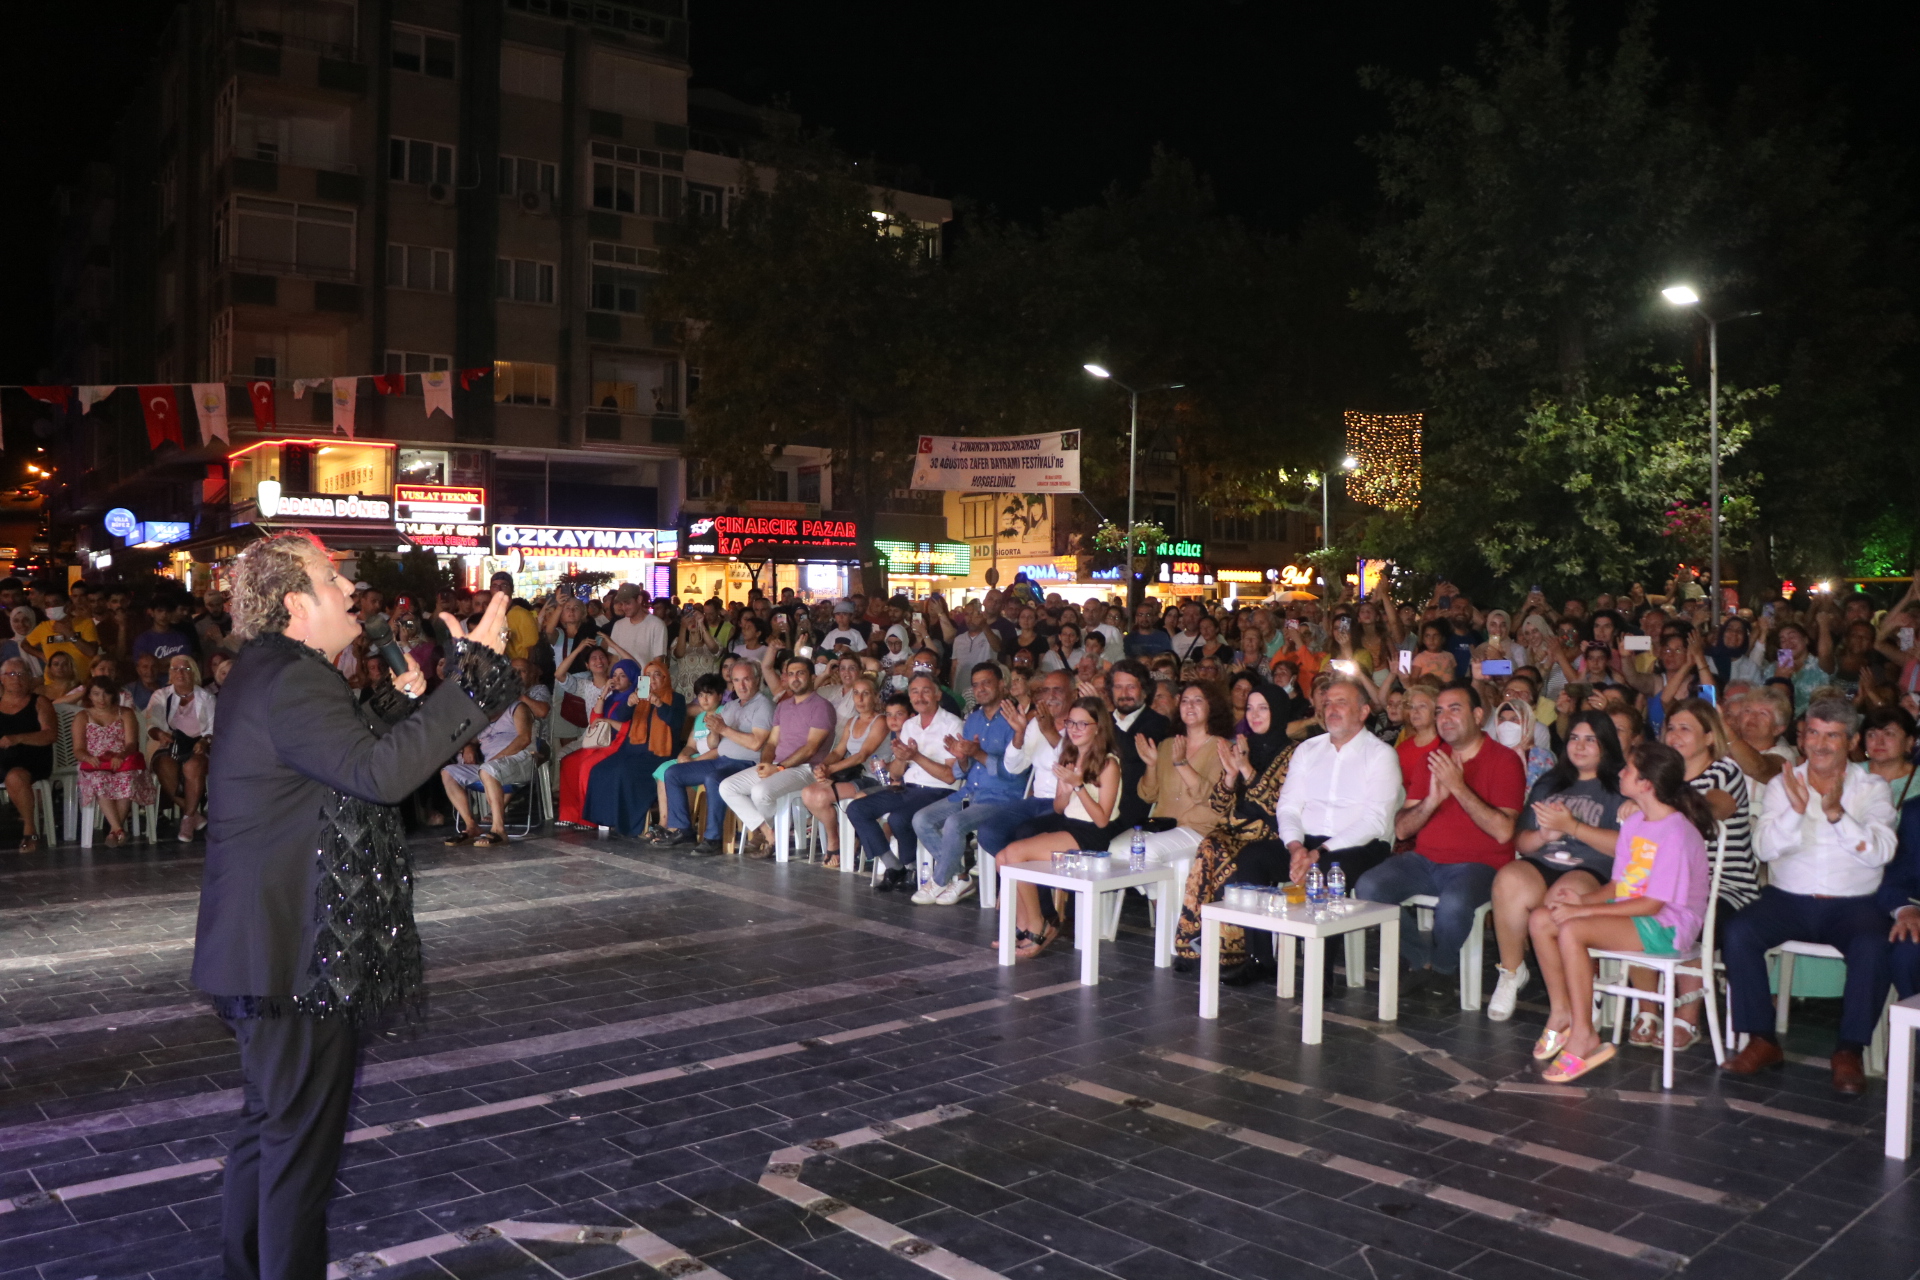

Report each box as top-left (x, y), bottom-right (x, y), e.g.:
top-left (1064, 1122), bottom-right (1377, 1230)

top-left (492, 525), bottom-right (661, 558)
top-left (682, 514), bottom-right (861, 558)
top-left (1152, 538), bottom-right (1205, 559)
top-left (128, 521), bottom-right (192, 548)
top-left (876, 539), bottom-right (971, 577)
top-left (395, 485), bottom-right (488, 549)
top-left (1153, 557), bottom-right (1212, 588)
top-left (254, 490), bottom-right (393, 522)
top-left (910, 431), bottom-right (1081, 493)
top-left (1279, 564), bottom-right (1316, 587)
top-left (104, 508), bottom-right (139, 538)
top-left (1215, 569), bottom-right (1269, 585)
top-left (1016, 560), bottom-right (1078, 582)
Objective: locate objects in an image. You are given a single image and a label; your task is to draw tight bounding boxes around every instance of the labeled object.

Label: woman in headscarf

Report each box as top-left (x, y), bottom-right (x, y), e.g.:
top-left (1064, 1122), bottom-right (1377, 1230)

top-left (1173, 684), bottom-right (1297, 971)
top-left (580, 657), bottom-right (684, 836)
top-left (557, 658), bottom-right (641, 826)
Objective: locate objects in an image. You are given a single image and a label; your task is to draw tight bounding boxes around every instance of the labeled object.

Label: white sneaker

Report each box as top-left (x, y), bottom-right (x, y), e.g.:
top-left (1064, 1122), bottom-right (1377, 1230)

top-left (910, 883), bottom-right (940, 905)
top-left (1487, 962), bottom-right (1528, 1022)
top-left (934, 876), bottom-right (976, 906)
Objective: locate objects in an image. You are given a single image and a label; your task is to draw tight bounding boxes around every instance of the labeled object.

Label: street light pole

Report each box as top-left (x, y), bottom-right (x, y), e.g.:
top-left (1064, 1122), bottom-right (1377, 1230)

top-left (1322, 455), bottom-right (1358, 551)
top-left (1661, 287), bottom-right (1758, 614)
top-left (1084, 364), bottom-right (1183, 610)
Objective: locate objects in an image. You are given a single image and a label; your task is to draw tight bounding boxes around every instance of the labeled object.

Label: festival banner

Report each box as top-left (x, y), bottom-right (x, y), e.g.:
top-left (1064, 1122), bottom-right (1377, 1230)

top-left (910, 431), bottom-right (1081, 493)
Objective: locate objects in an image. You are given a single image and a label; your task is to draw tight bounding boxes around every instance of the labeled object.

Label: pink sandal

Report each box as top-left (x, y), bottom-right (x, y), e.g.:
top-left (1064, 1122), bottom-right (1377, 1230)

top-left (1531, 1027), bottom-right (1569, 1061)
top-left (1542, 1043), bottom-right (1616, 1084)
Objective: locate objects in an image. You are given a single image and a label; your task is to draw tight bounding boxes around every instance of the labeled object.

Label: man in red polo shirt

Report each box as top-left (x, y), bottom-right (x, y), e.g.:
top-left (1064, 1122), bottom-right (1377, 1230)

top-left (1355, 681), bottom-right (1526, 999)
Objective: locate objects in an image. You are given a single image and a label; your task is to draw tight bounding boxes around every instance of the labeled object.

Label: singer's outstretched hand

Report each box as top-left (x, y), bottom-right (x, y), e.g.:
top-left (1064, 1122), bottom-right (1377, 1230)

top-left (395, 653), bottom-right (428, 699)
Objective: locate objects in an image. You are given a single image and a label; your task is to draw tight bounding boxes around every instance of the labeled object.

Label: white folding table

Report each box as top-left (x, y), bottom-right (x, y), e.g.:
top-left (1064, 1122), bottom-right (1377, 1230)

top-left (997, 859), bottom-right (1180, 986)
top-left (1198, 899), bottom-right (1401, 1044)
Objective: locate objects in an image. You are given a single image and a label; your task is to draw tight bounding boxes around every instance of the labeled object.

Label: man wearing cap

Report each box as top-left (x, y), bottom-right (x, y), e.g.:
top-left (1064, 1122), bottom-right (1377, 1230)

top-left (821, 601), bottom-right (867, 654)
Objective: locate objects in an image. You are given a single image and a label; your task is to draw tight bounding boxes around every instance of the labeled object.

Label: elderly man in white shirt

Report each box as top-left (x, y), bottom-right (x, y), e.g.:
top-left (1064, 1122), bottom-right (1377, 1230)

top-left (845, 672), bottom-right (961, 892)
top-left (1722, 696), bottom-right (1898, 1095)
top-left (1277, 680), bottom-right (1405, 886)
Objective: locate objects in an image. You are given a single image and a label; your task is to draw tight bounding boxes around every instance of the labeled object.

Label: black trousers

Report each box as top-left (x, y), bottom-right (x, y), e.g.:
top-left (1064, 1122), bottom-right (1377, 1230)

top-left (222, 1015), bottom-right (360, 1280)
top-left (1228, 837), bottom-right (1393, 968)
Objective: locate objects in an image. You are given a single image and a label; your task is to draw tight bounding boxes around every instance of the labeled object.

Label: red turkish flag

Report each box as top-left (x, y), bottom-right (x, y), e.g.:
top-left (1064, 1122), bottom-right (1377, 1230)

top-left (372, 373), bottom-right (404, 395)
top-left (24, 386), bottom-right (70, 409)
top-left (248, 380), bottom-right (276, 427)
top-left (139, 385), bottom-right (184, 449)
top-left (459, 365), bottom-right (492, 391)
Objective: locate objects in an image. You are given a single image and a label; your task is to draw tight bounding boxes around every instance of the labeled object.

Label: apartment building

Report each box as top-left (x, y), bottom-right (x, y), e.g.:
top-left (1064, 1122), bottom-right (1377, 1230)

top-left (57, 0), bottom-right (951, 579)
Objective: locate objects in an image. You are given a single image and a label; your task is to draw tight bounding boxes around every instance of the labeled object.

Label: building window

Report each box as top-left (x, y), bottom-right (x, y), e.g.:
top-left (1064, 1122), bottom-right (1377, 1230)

top-left (387, 243), bottom-right (452, 291)
top-left (687, 183), bottom-right (723, 225)
top-left (494, 257), bottom-right (555, 304)
top-left (753, 471), bottom-right (790, 503)
top-left (493, 360), bottom-right (555, 407)
top-left (388, 136), bottom-right (454, 185)
top-left (797, 467), bottom-right (821, 506)
top-left (399, 448), bottom-right (451, 485)
top-left (383, 350), bottom-right (451, 394)
top-left (496, 155), bottom-right (557, 198)
top-left (589, 242), bottom-right (654, 313)
top-left (685, 365), bottom-right (700, 405)
top-left (588, 141), bottom-right (682, 216)
top-left (591, 355), bottom-right (676, 412)
top-left (960, 497), bottom-right (994, 540)
top-left (687, 459), bottom-right (719, 500)
top-left (222, 196), bottom-right (356, 277)
top-left (391, 25), bottom-right (456, 78)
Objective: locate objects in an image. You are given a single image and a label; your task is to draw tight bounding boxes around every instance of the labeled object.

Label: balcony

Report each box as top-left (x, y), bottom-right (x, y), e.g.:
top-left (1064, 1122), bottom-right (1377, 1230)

top-left (236, 0), bottom-right (358, 61)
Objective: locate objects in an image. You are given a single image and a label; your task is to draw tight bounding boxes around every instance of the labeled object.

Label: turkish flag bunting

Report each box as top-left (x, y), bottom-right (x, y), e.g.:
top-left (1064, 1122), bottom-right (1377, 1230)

top-left (248, 380), bottom-right (276, 427)
top-left (139, 385), bottom-right (185, 449)
top-left (24, 386), bottom-right (69, 409)
top-left (459, 365), bottom-right (492, 391)
top-left (373, 373), bottom-right (404, 395)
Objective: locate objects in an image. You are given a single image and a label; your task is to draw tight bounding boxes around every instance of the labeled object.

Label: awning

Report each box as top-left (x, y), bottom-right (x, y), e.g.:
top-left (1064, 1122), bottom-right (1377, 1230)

top-left (172, 521), bottom-right (413, 562)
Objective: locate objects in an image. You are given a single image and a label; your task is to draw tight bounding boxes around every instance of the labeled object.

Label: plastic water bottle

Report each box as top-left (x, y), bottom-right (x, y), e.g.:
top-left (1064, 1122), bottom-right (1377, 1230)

top-left (1328, 862), bottom-right (1347, 901)
top-left (1305, 865), bottom-right (1326, 905)
top-left (1129, 827), bottom-right (1147, 872)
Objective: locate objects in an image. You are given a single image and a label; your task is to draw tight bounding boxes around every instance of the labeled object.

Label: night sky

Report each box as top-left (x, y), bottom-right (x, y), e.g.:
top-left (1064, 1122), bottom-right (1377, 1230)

top-left (3, 0), bottom-right (1913, 384)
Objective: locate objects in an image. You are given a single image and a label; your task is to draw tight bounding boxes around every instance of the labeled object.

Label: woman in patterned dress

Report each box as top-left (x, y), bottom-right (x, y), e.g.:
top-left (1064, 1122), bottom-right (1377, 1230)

top-left (73, 677), bottom-right (155, 845)
top-left (1174, 685), bottom-right (1297, 968)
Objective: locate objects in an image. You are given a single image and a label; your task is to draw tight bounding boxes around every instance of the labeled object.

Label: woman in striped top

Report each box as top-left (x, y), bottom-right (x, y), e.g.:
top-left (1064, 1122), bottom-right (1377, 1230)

top-left (1630, 697), bottom-right (1752, 1049)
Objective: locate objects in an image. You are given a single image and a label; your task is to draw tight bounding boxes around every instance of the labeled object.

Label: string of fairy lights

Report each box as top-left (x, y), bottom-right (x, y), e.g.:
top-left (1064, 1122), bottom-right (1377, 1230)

top-left (1343, 410), bottom-right (1423, 510)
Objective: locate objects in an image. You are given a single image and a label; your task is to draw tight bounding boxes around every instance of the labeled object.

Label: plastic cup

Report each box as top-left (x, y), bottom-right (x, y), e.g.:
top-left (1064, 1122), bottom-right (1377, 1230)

top-left (1284, 882), bottom-right (1307, 907)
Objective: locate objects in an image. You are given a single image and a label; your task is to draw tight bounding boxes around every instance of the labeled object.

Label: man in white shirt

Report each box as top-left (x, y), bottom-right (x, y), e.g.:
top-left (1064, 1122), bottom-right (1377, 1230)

top-left (1168, 602), bottom-right (1206, 662)
top-left (819, 601), bottom-right (868, 654)
top-left (949, 604), bottom-right (998, 689)
top-left (1722, 697), bottom-right (1898, 1094)
top-left (1279, 680), bottom-right (1404, 885)
top-left (609, 585), bottom-right (668, 667)
top-left (845, 673), bottom-right (961, 892)
top-left (1083, 599), bottom-right (1125, 660)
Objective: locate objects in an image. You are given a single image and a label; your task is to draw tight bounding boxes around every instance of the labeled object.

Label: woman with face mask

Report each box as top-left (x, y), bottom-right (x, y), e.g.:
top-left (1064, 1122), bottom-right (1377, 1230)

top-left (1491, 696), bottom-right (1555, 788)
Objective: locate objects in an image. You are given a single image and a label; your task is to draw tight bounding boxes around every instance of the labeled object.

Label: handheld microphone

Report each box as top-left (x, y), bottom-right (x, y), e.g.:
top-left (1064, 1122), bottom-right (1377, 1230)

top-left (361, 615), bottom-right (417, 696)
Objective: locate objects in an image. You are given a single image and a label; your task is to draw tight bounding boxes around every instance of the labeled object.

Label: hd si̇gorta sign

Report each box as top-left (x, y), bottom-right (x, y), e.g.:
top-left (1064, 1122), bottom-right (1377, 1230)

top-left (910, 432), bottom-right (1081, 493)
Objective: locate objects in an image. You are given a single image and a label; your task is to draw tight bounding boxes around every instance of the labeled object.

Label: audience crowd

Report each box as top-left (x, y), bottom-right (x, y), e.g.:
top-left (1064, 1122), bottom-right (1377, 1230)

top-left (4, 564), bottom-right (1917, 1091)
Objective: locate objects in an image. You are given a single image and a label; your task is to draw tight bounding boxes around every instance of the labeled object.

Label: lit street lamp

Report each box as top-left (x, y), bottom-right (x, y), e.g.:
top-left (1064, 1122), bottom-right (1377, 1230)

top-left (1323, 454), bottom-right (1358, 552)
top-left (1661, 286), bottom-right (1759, 612)
top-left (1084, 364), bottom-right (1184, 607)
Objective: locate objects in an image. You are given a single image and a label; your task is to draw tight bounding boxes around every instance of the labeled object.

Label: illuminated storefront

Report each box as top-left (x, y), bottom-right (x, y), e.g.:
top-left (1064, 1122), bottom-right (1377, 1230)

top-left (876, 538), bottom-right (971, 598)
top-left (485, 523), bottom-right (675, 601)
top-left (675, 513), bottom-right (863, 604)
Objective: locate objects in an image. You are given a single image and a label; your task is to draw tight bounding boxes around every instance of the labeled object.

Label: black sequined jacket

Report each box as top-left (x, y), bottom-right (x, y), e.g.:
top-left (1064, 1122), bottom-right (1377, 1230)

top-left (191, 631), bottom-right (521, 1022)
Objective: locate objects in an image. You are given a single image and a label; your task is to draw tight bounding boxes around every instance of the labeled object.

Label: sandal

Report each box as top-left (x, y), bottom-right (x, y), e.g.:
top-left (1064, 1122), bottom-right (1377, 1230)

top-left (1531, 1026), bottom-right (1570, 1061)
top-left (19, 834), bottom-right (43, 853)
top-left (1542, 1043), bottom-right (1617, 1084)
top-left (443, 831), bottom-right (473, 846)
top-left (1669, 1019), bottom-right (1703, 1052)
top-left (1629, 1011), bottom-right (1662, 1047)
top-left (472, 832), bottom-right (505, 847)
top-left (1017, 922), bottom-right (1060, 960)
top-left (992, 928), bottom-right (1038, 952)
top-left (823, 853), bottom-right (841, 870)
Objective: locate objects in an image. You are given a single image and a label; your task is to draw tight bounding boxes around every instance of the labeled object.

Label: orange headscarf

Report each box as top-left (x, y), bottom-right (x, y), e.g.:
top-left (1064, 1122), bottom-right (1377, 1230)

top-left (635, 658), bottom-right (675, 755)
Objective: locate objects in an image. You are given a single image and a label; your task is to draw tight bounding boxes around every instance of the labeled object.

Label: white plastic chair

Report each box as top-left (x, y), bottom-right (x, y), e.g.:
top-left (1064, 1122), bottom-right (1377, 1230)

top-left (1587, 823), bottom-right (1730, 1090)
top-left (51, 704), bottom-right (83, 840)
top-left (1403, 894), bottom-right (1494, 1010)
top-left (79, 797), bottom-right (160, 846)
top-left (1768, 940), bottom-right (1893, 1076)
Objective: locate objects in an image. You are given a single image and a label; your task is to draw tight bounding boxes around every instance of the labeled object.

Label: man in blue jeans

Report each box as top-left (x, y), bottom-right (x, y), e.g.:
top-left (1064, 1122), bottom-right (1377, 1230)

top-left (1356, 682), bottom-right (1526, 1000)
top-left (661, 660), bottom-right (773, 854)
top-left (910, 663), bottom-right (1031, 906)
top-left (847, 673), bottom-right (962, 891)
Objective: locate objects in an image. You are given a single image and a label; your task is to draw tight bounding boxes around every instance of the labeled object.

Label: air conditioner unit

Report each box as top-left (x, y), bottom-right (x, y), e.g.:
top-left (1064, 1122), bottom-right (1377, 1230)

top-left (518, 190), bottom-right (551, 215)
top-left (426, 182), bottom-right (455, 205)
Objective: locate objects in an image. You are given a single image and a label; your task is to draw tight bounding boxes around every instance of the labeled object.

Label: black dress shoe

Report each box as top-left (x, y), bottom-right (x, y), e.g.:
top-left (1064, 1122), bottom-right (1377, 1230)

top-left (1402, 968), bottom-right (1433, 997)
top-left (691, 839), bottom-right (721, 856)
top-left (1221, 959), bottom-right (1277, 988)
top-left (1172, 956), bottom-right (1197, 975)
top-left (874, 868), bottom-right (909, 893)
top-left (662, 828), bottom-right (697, 846)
